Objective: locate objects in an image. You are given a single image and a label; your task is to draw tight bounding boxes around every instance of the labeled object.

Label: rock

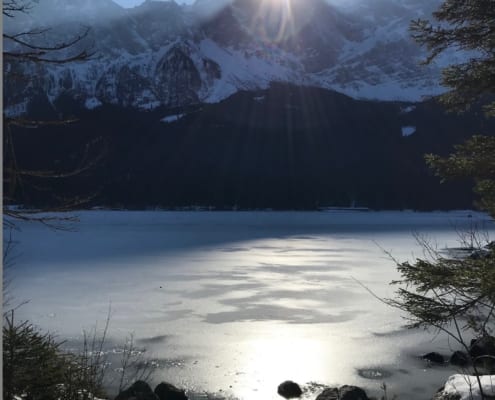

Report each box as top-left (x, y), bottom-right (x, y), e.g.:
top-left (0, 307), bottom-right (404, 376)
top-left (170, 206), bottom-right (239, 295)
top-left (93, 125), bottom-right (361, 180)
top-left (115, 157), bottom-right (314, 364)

top-left (315, 388), bottom-right (339, 400)
top-left (449, 351), bottom-right (469, 367)
top-left (115, 381), bottom-right (159, 400)
top-left (339, 386), bottom-right (370, 400)
top-left (154, 46), bottom-right (201, 107)
top-left (277, 381), bottom-right (303, 399)
top-left (470, 336), bottom-right (495, 372)
top-left (468, 249), bottom-right (489, 259)
top-left (316, 386), bottom-right (369, 400)
top-left (469, 336), bottom-right (495, 359)
top-left (422, 352), bottom-right (445, 364)
top-left (485, 241), bottom-right (495, 250)
top-left (154, 382), bottom-right (188, 400)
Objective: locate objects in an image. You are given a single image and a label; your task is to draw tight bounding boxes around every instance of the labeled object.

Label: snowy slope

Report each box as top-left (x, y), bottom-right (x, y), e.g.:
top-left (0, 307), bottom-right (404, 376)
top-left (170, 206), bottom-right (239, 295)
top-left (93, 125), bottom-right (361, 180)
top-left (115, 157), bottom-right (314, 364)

top-left (4, 0), bottom-right (449, 115)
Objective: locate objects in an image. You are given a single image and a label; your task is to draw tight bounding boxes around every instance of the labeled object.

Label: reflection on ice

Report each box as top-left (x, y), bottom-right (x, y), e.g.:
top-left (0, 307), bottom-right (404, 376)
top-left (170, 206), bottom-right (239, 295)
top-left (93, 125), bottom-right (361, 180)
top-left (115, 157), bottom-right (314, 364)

top-left (7, 210), bottom-right (495, 399)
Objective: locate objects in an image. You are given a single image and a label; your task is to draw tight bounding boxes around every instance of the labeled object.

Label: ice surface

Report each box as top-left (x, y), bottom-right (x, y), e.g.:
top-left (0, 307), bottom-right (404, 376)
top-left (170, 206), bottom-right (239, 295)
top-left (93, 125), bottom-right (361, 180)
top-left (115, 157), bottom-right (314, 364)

top-left (7, 210), bottom-right (494, 399)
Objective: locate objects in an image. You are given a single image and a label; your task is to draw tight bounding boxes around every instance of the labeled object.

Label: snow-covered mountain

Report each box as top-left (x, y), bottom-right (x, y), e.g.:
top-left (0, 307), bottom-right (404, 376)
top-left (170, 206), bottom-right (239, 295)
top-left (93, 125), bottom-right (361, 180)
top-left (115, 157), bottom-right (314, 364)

top-left (4, 0), bottom-right (451, 116)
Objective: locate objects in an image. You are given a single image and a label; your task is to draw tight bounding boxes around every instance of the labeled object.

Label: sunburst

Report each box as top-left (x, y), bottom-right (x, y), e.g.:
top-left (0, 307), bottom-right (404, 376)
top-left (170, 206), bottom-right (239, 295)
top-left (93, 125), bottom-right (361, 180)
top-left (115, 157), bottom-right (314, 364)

top-left (247, 0), bottom-right (297, 43)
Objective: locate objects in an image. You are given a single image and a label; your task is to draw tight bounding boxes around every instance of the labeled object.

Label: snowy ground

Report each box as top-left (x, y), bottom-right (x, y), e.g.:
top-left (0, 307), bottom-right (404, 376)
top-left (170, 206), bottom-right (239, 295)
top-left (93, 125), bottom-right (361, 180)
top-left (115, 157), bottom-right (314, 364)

top-left (440, 374), bottom-right (495, 400)
top-left (6, 210), bottom-right (495, 399)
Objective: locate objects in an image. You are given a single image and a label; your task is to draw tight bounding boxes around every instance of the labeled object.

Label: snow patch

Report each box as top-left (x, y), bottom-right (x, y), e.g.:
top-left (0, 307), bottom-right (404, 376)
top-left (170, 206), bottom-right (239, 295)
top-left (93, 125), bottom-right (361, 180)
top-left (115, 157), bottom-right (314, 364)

top-left (161, 113), bottom-right (186, 123)
top-left (138, 101), bottom-right (161, 110)
top-left (316, 76), bottom-right (444, 102)
top-left (85, 97), bottom-right (102, 110)
top-left (440, 374), bottom-right (495, 400)
top-left (4, 101), bottom-right (29, 117)
top-left (401, 126), bottom-right (416, 137)
top-left (401, 105), bottom-right (416, 113)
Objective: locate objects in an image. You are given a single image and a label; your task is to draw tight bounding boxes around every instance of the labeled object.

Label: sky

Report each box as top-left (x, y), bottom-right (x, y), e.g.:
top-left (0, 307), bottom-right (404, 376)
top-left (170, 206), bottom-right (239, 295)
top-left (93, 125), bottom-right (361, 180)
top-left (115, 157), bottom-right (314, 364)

top-left (111, 0), bottom-right (352, 9)
top-left (114, 0), bottom-right (195, 7)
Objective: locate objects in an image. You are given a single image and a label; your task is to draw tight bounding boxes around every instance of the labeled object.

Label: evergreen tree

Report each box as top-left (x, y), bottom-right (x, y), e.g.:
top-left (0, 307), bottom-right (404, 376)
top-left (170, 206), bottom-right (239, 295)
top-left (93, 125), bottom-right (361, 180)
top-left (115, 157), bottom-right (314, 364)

top-left (3, 311), bottom-right (66, 400)
top-left (411, 0), bottom-right (495, 115)
top-left (426, 135), bottom-right (495, 217)
top-left (386, 4), bottom-right (495, 397)
top-left (410, 0), bottom-right (495, 215)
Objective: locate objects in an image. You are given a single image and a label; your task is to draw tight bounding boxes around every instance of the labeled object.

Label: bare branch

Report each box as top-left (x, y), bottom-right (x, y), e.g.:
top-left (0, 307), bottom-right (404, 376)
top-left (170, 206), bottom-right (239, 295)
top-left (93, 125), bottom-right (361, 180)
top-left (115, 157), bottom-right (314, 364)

top-left (9, 27), bottom-right (51, 38)
top-left (3, 0), bottom-right (35, 18)
top-left (4, 48), bottom-right (95, 64)
top-left (3, 26), bottom-right (90, 52)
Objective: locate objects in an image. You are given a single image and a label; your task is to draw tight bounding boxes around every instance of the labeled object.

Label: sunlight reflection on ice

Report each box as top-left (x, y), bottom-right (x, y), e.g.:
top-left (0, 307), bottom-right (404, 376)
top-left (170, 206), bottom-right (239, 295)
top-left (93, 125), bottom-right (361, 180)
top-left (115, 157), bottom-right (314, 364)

top-left (8, 210), bottom-right (494, 399)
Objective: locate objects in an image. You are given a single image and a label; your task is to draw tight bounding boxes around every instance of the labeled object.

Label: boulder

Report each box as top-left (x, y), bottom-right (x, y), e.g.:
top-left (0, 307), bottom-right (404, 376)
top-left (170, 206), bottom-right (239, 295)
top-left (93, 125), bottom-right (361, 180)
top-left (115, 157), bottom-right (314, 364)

top-left (485, 241), bottom-right (495, 250)
top-left (154, 382), bottom-right (188, 400)
top-left (316, 386), bottom-right (369, 400)
top-left (422, 352), bottom-right (445, 364)
top-left (449, 351), bottom-right (469, 367)
top-left (468, 249), bottom-right (490, 259)
top-left (339, 386), bottom-right (370, 400)
top-left (115, 381), bottom-right (159, 400)
top-left (470, 336), bottom-right (495, 359)
top-left (315, 388), bottom-right (339, 400)
top-left (277, 381), bottom-right (303, 399)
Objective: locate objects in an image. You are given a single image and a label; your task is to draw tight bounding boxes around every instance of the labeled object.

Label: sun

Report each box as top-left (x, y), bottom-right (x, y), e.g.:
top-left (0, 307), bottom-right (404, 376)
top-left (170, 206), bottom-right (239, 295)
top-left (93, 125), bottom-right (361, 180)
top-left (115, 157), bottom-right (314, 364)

top-left (246, 0), bottom-right (298, 43)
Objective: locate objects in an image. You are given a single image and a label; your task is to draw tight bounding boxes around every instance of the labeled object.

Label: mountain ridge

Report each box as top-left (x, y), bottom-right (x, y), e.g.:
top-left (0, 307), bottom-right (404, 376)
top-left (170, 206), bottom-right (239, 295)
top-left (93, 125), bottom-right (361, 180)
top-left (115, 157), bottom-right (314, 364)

top-left (4, 0), bottom-right (448, 116)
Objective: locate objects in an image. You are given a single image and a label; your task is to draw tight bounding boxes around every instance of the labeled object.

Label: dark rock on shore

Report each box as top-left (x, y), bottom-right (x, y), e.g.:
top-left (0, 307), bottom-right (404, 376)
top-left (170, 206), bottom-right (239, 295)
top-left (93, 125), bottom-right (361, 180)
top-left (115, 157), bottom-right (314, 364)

top-left (316, 387), bottom-right (339, 400)
top-left (316, 385), bottom-right (369, 400)
top-left (115, 381), bottom-right (159, 400)
top-left (277, 381), bottom-right (303, 398)
top-left (154, 382), bottom-right (188, 400)
top-left (449, 351), bottom-right (469, 367)
top-left (486, 241), bottom-right (495, 250)
top-left (469, 335), bottom-right (495, 359)
top-left (422, 352), bottom-right (445, 364)
top-left (468, 249), bottom-right (490, 259)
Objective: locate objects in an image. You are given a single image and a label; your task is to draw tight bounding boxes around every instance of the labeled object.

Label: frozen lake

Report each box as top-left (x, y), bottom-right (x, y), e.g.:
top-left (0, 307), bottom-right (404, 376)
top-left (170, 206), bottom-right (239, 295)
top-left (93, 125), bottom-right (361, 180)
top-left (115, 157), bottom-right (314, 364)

top-left (6, 210), bottom-right (495, 399)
